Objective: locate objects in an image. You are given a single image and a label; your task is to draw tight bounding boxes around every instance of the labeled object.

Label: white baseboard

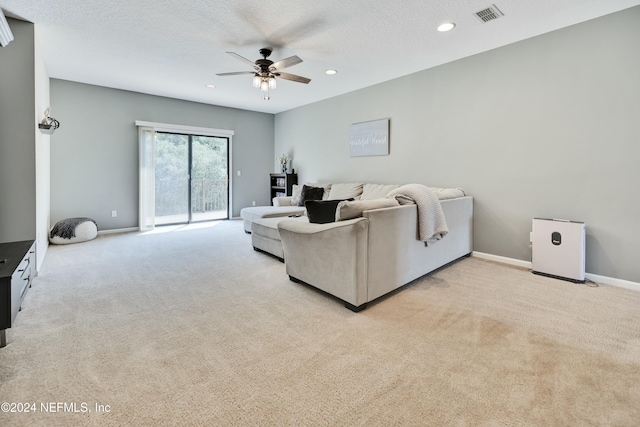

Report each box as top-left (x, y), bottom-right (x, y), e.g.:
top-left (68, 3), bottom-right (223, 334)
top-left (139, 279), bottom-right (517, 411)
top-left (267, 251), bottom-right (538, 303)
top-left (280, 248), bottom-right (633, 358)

top-left (471, 251), bottom-right (640, 292)
top-left (472, 252), bottom-right (532, 269)
top-left (583, 273), bottom-right (640, 292)
top-left (98, 227), bottom-right (139, 235)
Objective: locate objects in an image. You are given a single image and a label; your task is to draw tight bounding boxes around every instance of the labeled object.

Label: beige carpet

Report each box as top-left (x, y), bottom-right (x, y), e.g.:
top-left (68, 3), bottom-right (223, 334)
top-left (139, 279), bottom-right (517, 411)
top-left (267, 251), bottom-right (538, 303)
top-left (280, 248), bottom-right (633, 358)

top-left (1, 219), bottom-right (639, 426)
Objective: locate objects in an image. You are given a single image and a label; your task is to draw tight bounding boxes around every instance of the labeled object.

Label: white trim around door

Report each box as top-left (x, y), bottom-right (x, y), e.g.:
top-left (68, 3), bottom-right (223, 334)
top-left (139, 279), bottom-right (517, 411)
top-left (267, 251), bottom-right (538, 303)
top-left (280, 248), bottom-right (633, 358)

top-left (135, 121), bottom-right (235, 230)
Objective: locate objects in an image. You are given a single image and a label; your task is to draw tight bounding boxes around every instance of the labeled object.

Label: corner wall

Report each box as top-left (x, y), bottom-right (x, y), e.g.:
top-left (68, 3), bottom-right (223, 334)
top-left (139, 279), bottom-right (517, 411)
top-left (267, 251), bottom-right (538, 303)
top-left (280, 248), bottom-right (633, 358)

top-left (275, 7), bottom-right (640, 282)
top-left (0, 18), bottom-right (36, 243)
top-left (34, 26), bottom-right (51, 271)
top-left (50, 80), bottom-right (274, 229)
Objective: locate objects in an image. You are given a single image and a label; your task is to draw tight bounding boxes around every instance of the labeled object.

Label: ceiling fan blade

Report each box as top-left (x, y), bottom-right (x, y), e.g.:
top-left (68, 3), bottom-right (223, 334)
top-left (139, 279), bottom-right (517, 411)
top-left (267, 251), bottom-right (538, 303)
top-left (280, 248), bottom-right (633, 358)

top-left (216, 71), bottom-right (256, 76)
top-left (270, 55), bottom-right (303, 71)
top-left (276, 72), bottom-right (311, 84)
top-left (226, 52), bottom-right (257, 68)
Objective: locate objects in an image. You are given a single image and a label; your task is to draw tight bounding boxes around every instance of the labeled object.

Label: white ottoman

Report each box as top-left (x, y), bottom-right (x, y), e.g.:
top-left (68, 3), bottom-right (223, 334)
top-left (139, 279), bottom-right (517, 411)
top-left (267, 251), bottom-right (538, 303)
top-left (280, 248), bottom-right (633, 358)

top-left (240, 206), bottom-right (305, 233)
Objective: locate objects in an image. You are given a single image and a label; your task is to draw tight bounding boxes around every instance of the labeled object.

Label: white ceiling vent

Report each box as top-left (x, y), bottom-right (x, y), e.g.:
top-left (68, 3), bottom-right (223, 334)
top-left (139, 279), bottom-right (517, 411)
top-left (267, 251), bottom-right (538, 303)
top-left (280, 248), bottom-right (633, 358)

top-left (475, 4), bottom-right (504, 23)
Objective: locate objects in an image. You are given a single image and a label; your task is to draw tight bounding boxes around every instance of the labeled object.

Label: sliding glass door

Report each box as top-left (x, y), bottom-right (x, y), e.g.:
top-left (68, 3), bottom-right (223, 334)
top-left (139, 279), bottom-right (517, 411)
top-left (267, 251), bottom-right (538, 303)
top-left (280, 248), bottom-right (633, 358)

top-left (155, 132), bottom-right (228, 225)
top-left (155, 133), bottom-right (189, 224)
top-left (191, 135), bottom-right (228, 222)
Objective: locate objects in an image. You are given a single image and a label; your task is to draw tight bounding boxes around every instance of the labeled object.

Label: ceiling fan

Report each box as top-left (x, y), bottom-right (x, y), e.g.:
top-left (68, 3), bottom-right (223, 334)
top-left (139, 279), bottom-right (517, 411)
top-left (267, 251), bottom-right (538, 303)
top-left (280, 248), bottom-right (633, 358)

top-left (217, 48), bottom-right (311, 100)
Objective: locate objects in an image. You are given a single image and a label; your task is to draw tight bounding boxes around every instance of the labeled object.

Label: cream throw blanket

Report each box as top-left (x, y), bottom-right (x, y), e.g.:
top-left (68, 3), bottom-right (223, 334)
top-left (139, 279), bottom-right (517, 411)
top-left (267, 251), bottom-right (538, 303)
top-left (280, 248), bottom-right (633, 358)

top-left (386, 184), bottom-right (448, 245)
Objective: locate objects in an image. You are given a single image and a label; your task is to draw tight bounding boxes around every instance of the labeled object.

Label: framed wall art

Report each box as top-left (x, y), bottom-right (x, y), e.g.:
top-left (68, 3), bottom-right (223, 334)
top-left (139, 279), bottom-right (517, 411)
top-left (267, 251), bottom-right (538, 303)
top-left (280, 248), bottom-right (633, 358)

top-left (349, 118), bottom-right (389, 157)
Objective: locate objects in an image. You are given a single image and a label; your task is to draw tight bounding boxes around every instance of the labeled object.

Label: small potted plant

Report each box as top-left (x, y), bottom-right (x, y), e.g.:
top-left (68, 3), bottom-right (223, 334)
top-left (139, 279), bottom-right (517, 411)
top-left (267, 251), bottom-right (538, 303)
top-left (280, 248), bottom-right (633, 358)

top-left (277, 154), bottom-right (290, 173)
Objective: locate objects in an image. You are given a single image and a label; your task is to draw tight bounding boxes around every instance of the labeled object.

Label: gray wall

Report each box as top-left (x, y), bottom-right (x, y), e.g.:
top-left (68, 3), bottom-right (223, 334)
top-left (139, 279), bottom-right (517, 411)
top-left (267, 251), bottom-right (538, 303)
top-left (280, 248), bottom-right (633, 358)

top-left (0, 18), bottom-right (36, 243)
top-left (0, 18), bottom-right (51, 271)
top-left (50, 80), bottom-right (274, 228)
top-left (275, 7), bottom-right (640, 283)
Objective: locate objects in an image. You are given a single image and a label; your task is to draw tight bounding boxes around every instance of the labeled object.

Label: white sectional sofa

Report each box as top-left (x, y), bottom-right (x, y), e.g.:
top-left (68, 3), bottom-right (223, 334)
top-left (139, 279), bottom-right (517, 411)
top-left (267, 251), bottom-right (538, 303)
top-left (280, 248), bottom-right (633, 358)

top-left (241, 182), bottom-right (473, 311)
top-left (240, 182), bottom-right (462, 233)
top-left (278, 195), bottom-right (473, 311)
top-left (241, 183), bottom-right (404, 255)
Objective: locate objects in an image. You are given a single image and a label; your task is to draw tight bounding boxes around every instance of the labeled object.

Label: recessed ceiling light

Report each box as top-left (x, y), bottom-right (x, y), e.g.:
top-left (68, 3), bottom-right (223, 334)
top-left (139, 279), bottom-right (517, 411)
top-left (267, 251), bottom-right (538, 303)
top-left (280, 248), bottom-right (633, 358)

top-left (205, 84), bottom-right (216, 89)
top-left (325, 69), bottom-right (337, 75)
top-left (437, 22), bottom-right (456, 32)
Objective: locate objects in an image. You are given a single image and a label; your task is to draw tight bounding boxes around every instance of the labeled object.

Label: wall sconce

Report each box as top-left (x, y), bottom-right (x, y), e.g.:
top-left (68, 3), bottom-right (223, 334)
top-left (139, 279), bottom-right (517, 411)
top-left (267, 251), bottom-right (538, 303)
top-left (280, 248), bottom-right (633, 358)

top-left (38, 107), bottom-right (60, 135)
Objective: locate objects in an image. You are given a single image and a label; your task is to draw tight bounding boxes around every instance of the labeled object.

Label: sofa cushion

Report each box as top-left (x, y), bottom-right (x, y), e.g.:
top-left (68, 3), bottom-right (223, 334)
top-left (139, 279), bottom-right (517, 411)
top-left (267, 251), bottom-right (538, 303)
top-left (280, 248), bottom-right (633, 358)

top-left (251, 217), bottom-right (285, 241)
top-left (305, 199), bottom-right (354, 224)
top-left (240, 206), bottom-right (305, 222)
top-left (328, 183), bottom-right (363, 200)
top-left (336, 198), bottom-right (400, 221)
top-left (430, 187), bottom-right (466, 200)
top-left (360, 184), bottom-right (400, 200)
top-left (297, 185), bottom-right (325, 206)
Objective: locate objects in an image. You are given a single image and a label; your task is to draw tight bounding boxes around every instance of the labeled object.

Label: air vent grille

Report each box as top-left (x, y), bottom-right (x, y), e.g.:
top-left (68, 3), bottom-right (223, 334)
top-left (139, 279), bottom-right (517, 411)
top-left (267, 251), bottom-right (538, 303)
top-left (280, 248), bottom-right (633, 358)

top-left (475, 4), bottom-right (504, 23)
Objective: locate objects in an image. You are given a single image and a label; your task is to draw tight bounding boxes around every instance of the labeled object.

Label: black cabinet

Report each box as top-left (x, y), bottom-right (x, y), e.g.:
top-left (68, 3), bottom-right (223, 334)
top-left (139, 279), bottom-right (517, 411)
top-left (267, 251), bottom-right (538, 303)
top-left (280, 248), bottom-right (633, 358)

top-left (0, 240), bottom-right (35, 348)
top-left (270, 173), bottom-right (298, 205)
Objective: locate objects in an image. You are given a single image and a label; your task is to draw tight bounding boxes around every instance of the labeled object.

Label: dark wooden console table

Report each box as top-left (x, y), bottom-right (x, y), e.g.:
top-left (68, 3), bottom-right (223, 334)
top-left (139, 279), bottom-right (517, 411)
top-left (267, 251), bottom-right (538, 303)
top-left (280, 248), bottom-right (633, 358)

top-left (0, 240), bottom-right (35, 348)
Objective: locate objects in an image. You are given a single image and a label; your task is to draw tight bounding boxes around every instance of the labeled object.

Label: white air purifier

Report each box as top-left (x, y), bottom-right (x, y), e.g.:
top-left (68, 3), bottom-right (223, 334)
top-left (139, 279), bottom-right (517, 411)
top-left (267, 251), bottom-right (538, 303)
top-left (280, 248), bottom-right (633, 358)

top-left (532, 218), bottom-right (585, 283)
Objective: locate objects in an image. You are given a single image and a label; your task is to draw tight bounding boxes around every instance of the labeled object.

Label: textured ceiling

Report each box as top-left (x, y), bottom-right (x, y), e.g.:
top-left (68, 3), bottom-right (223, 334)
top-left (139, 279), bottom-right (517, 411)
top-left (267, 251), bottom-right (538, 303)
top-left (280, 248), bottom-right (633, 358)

top-left (2, 0), bottom-right (639, 114)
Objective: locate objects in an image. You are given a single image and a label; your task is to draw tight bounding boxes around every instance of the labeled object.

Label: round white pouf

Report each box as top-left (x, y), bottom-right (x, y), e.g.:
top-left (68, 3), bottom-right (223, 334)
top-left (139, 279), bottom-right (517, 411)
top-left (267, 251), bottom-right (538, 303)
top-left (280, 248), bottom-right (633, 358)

top-left (49, 218), bottom-right (98, 245)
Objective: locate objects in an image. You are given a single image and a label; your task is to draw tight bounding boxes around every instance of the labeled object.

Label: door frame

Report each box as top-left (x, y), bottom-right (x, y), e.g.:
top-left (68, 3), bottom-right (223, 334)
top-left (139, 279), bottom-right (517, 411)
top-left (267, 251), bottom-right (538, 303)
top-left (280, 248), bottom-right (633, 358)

top-left (136, 121), bottom-right (234, 228)
top-left (156, 131), bottom-right (230, 224)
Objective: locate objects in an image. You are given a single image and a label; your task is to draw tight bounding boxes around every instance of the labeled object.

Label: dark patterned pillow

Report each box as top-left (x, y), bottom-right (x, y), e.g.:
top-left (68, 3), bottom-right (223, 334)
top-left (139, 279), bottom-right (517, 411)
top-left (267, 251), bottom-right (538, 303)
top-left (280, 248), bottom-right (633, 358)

top-left (297, 185), bottom-right (325, 207)
top-left (305, 199), bottom-right (354, 224)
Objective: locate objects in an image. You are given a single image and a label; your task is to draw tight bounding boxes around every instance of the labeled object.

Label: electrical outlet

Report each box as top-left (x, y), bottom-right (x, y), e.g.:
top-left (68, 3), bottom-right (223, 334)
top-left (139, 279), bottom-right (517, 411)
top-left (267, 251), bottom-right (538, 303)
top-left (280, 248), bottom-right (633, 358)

top-left (112, 210), bottom-right (117, 217)
top-left (237, 170), bottom-right (241, 176)
top-left (252, 201), bottom-right (256, 206)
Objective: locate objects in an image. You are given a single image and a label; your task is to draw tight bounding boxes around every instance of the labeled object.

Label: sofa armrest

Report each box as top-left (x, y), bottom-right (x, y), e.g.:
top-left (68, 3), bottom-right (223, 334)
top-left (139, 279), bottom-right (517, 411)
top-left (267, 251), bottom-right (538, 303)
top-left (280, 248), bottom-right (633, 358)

top-left (362, 205), bottom-right (421, 299)
top-left (273, 196), bottom-right (293, 207)
top-left (363, 198), bottom-right (473, 300)
top-left (278, 218), bottom-right (369, 307)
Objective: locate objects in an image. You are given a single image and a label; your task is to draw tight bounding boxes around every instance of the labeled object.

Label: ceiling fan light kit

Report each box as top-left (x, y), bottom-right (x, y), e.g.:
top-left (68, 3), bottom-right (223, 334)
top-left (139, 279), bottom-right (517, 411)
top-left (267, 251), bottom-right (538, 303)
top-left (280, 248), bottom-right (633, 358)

top-left (217, 48), bottom-right (311, 100)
